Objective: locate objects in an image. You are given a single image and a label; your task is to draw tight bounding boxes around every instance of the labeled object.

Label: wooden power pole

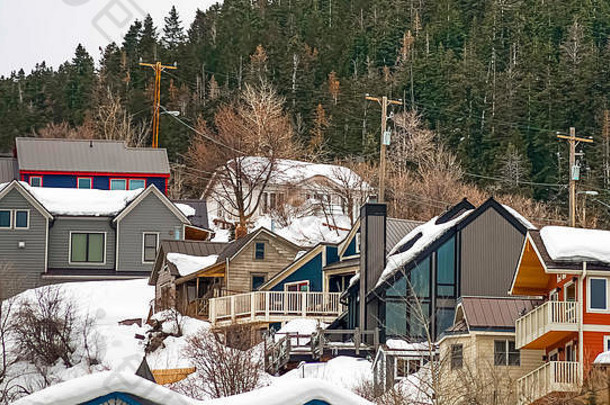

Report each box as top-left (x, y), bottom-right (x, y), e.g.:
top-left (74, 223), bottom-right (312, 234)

top-left (365, 95), bottom-right (403, 202)
top-left (557, 127), bottom-right (593, 227)
top-left (139, 61), bottom-right (178, 148)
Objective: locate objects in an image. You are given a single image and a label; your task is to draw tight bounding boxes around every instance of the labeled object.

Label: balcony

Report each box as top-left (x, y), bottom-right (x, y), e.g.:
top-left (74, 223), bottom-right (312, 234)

top-left (515, 301), bottom-right (579, 350)
top-left (517, 361), bottom-right (581, 405)
top-left (208, 291), bottom-right (344, 325)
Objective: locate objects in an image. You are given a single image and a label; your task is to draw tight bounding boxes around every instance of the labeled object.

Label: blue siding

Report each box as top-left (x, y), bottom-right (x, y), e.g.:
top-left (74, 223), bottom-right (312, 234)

top-left (325, 245), bottom-right (339, 265)
top-left (22, 174), bottom-right (166, 194)
top-left (83, 392), bottom-right (145, 405)
top-left (271, 252), bottom-right (323, 292)
top-left (305, 401), bottom-right (332, 405)
top-left (343, 233), bottom-right (358, 257)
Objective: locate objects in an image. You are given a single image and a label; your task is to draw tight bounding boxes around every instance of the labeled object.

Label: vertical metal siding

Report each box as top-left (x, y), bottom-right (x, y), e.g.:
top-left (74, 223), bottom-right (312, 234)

top-left (460, 208), bottom-right (525, 297)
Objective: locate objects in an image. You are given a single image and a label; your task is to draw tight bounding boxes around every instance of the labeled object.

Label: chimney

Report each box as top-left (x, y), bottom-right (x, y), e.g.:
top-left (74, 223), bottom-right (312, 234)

top-left (359, 203), bottom-right (387, 334)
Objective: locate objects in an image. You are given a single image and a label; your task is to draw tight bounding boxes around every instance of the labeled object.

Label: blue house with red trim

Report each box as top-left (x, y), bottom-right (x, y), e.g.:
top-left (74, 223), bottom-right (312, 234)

top-left (11, 137), bottom-right (170, 194)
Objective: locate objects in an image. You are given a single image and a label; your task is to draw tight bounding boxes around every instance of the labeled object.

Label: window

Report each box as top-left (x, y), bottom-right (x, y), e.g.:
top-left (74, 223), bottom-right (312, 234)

top-left (451, 344), bottom-right (463, 370)
top-left (269, 193), bottom-right (277, 210)
top-left (14, 210), bottom-right (28, 229)
top-left (251, 274), bottom-right (266, 290)
top-left (255, 242), bottom-right (265, 260)
top-left (437, 237), bottom-right (456, 297)
top-left (589, 278), bottom-right (608, 311)
top-left (77, 178), bottom-right (92, 189)
top-left (0, 210), bottom-right (10, 229)
top-left (410, 256), bottom-right (431, 298)
top-left (110, 179), bottom-right (127, 190)
top-left (436, 307), bottom-right (455, 336)
top-left (70, 233), bottom-right (105, 263)
top-left (142, 233), bottom-right (158, 262)
top-left (129, 179), bottom-right (146, 190)
top-left (285, 281), bottom-right (309, 292)
top-left (387, 276), bottom-right (406, 297)
top-left (408, 301), bottom-right (430, 338)
top-left (397, 358), bottom-right (421, 378)
top-left (604, 336), bottom-right (610, 352)
top-left (565, 282), bottom-right (577, 301)
top-left (355, 233), bottom-right (361, 253)
top-left (494, 340), bottom-right (520, 366)
top-left (29, 177), bottom-right (42, 187)
top-left (386, 301), bottom-right (407, 336)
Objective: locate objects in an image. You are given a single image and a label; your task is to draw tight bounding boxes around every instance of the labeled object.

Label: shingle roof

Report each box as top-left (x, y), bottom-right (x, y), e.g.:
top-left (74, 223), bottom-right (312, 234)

top-left (529, 230), bottom-right (610, 271)
top-left (460, 296), bottom-right (541, 331)
top-left (15, 137), bottom-right (170, 174)
top-left (172, 199), bottom-right (209, 229)
top-left (0, 157), bottom-right (17, 183)
top-left (386, 218), bottom-right (423, 254)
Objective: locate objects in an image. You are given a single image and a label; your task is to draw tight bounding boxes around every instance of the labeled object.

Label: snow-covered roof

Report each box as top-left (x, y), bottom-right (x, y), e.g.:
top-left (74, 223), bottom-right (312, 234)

top-left (376, 210), bottom-right (472, 288)
top-left (386, 340), bottom-right (433, 352)
top-left (227, 157), bottom-right (366, 189)
top-left (502, 204), bottom-right (537, 230)
top-left (595, 351), bottom-right (610, 364)
top-left (166, 253), bottom-right (219, 276)
top-left (540, 226), bottom-right (610, 263)
top-left (254, 214), bottom-right (350, 246)
top-left (0, 181), bottom-right (145, 216)
top-left (12, 371), bottom-right (194, 405)
top-left (175, 203), bottom-right (196, 217)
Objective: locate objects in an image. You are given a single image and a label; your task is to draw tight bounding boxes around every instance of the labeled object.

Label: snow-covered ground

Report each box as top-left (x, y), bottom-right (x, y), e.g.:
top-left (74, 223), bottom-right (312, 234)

top-left (280, 356), bottom-right (373, 391)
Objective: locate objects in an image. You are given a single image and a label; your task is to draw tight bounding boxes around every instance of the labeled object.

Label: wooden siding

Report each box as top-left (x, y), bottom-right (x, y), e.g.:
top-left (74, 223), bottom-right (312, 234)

top-left (48, 217), bottom-right (116, 270)
top-left (226, 235), bottom-right (300, 293)
top-left (460, 207), bottom-right (525, 297)
top-left (439, 333), bottom-right (544, 404)
top-left (118, 193), bottom-right (183, 272)
top-left (0, 188), bottom-right (48, 298)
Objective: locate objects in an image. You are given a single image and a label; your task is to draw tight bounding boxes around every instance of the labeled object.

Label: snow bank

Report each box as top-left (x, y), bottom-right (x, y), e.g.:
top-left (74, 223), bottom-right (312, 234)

top-left (377, 210), bottom-right (472, 288)
top-left (255, 214), bottom-right (351, 246)
top-left (207, 377), bottom-right (372, 405)
top-left (280, 356), bottom-right (373, 391)
top-left (541, 226), bottom-right (610, 263)
top-left (167, 253), bottom-right (219, 276)
top-left (502, 204), bottom-right (536, 230)
top-left (392, 364), bottom-right (433, 404)
top-left (274, 319), bottom-right (328, 345)
top-left (176, 203), bottom-right (196, 217)
top-left (21, 181), bottom-right (144, 216)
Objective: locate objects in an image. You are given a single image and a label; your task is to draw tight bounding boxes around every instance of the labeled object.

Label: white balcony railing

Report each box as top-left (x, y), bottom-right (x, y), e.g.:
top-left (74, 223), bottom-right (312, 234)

top-left (517, 361), bottom-right (581, 404)
top-left (208, 291), bottom-right (343, 324)
top-left (515, 301), bottom-right (579, 349)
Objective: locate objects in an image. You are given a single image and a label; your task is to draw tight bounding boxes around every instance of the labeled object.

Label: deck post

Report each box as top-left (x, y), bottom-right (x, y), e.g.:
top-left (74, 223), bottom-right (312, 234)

top-left (355, 327), bottom-right (361, 355)
top-left (209, 299), bottom-right (216, 324)
top-left (251, 292), bottom-right (256, 321)
top-left (302, 292), bottom-right (307, 317)
top-left (231, 295), bottom-right (236, 322)
top-left (265, 291), bottom-right (270, 321)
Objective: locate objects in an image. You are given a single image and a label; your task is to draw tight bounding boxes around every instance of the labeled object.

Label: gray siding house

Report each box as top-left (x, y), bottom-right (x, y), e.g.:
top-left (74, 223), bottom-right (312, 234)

top-left (0, 180), bottom-right (190, 298)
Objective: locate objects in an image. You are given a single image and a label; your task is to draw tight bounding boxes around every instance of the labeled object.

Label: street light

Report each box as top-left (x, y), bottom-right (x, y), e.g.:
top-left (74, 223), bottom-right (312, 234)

top-left (577, 190), bottom-right (599, 226)
top-left (161, 110), bottom-right (180, 117)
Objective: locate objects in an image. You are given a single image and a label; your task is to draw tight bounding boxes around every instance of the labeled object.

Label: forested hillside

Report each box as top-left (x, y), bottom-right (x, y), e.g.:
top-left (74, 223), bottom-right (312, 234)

top-left (2, 0), bottom-right (610, 213)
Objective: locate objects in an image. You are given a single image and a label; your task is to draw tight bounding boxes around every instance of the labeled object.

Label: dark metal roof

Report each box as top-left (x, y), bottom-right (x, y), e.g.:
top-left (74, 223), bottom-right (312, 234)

top-left (172, 199), bottom-right (209, 229)
top-left (386, 218), bottom-right (423, 255)
top-left (0, 157), bottom-right (17, 183)
top-left (459, 296), bottom-right (541, 331)
top-left (15, 137), bottom-right (170, 174)
top-left (529, 230), bottom-right (610, 271)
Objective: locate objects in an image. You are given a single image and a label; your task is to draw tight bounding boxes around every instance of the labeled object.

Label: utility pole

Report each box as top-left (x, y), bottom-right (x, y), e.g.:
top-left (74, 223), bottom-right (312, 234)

top-left (139, 61), bottom-right (178, 148)
top-left (557, 127), bottom-right (593, 227)
top-left (365, 94), bottom-right (403, 202)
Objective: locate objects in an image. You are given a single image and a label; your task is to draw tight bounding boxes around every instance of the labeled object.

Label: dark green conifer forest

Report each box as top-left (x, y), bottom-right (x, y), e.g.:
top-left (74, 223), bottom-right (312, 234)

top-left (2, 0), bottom-right (610, 214)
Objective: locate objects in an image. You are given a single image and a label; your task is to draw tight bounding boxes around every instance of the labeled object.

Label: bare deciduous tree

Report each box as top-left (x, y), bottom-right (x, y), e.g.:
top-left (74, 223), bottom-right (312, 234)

top-left (187, 82), bottom-right (297, 236)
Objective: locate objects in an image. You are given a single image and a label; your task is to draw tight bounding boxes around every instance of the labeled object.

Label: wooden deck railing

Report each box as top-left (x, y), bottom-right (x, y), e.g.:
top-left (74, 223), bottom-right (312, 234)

top-left (515, 301), bottom-right (579, 349)
top-left (517, 361), bottom-right (581, 404)
top-left (208, 291), bottom-right (343, 324)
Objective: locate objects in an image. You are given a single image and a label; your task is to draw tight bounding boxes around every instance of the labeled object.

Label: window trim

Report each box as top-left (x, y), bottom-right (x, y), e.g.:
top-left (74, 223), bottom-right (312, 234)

top-left (77, 177), bottom-right (93, 189)
top-left (284, 280), bottom-right (310, 292)
top-left (587, 277), bottom-right (610, 313)
top-left (355, 233), bottom-right (361, 254)
top-left (29, 176), bottom-right (43, 187)
top-left (0, 209), bottom-right (12, 229)
top-left (13, 209), bottom-right (30, 230)
top-left (141, 232), bottom-right (160, 264)
top-left (129, 179), bottom-right (147, 190)
top-left (110, 178), bottom-right (127, 191)
top-left (254, 242), bottom-right (265, 260)
top-left (604, 336), bottom-right (610, 353)
top-left (68, 231), bottom-right (107, 265)
top-left (494, 339), bottom-right (520, 367)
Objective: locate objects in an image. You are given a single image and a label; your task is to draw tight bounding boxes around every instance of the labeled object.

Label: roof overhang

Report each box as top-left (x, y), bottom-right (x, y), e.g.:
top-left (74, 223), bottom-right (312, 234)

top-left (0, 180), bottom-right (53, 220)
top-left (176, 262), bottom-right (226, 284)
top-left (510, 233), bottom-right (553, 296)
